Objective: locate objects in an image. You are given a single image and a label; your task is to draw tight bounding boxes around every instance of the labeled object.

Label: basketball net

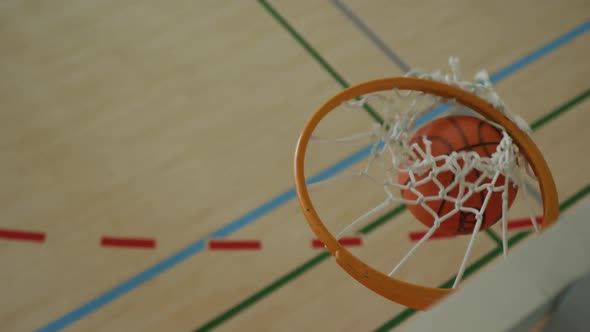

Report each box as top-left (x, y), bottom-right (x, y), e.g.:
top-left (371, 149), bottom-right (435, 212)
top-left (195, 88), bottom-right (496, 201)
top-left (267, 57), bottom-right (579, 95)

top-left (305, 57), bottom-right (546, 290)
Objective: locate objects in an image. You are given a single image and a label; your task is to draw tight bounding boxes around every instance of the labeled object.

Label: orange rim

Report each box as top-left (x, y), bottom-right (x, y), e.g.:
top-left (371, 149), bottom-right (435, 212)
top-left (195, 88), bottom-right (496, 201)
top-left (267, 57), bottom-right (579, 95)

top-left (293, 77), bottom-right (559, 310)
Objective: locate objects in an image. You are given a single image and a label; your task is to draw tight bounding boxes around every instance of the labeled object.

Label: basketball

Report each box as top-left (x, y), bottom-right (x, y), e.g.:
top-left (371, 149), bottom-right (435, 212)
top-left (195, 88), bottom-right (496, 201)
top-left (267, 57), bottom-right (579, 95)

top-left (398, 115), bottom-right (518, 235)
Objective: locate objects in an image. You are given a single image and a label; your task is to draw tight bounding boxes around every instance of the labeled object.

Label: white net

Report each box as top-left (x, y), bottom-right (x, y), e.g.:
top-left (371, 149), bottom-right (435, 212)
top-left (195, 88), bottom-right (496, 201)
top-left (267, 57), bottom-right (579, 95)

top-left (309, 58), bottom-right (541, 287)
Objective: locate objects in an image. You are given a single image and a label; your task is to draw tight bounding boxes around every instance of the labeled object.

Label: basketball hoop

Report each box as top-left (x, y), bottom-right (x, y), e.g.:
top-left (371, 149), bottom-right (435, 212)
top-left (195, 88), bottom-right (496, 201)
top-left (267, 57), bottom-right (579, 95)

top-left (293, 59), bottom-right (559, 310)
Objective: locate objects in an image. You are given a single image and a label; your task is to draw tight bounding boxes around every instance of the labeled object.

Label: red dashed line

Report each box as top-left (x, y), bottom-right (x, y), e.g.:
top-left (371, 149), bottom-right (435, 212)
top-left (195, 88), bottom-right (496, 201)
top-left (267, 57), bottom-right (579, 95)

top-left (208, 240), bottom-right (261, 250)
top-left (408, 216), bottom-right (543, 242)
top-left (0, 229), bottom-right (46, 243)
top-left (312, 236), bottom-right (362, 248)
top-left (0, 231), bottom-right (264, 252)
top-left (0, 216), bottom-right (542, 250)
top-left (101, 236), bottom-right (156, 249)
top-left (505, 216), bottom-right (543, 230)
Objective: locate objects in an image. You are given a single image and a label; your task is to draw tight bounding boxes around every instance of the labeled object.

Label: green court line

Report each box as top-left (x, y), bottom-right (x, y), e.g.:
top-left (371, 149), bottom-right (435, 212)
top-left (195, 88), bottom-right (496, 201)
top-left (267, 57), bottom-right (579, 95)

top-left (559, 181), bottom-right (590, 211)
top-left (362, 206), bottom-right (501, 247)
top-left (375, 232), bottom-right (531, 331)
top-left (194, 87), bottom-right (590, 332)
top-left (484, 228), bottom-right (502, 246)
top-left (260, 0), bottom-right (504, 246)
top-left (530, 88), bottom-right (590, 130)
top-left (257, 0), bottom-right (383, 124)
top-left (359, 205), bottom-right (406, 234)
top-left (194, 252), bottom-right (332, 332)
top-left (375, 89), bottom-right (590, 331)
top-left (194, 206), bottom-right (408, 332)
top-left (375, 182), bottom-right (590, 331)
top-left (194, 1), bottom-right (590, 330)
top-left (258, 0), bottom-right (590, 249)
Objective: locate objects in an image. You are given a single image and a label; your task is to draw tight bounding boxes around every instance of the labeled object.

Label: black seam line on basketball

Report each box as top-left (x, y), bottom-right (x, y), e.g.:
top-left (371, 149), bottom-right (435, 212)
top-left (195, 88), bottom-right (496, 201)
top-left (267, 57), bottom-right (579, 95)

top-left (438, 116), bottom-right (489, 228)
top-left (478, 121), bottom-right (494, 157)
top-left (401, 171), bottom-right (500, 245)
top-left (402, 135), bottom-right (453, 196)
top-left (436, 174), bottom-right (451, 218)
top-left (375, 182), bottom-right (590, 332)
top-left (456, 141), bottom-right (501, 152)
top-left (403, 173), bottom-right (501, 245)
top-left (460, 118), bottom-right (502, 233)
top-left (399, 177), bottom-right (411, 195)
top-left (256, 0), bottom-right (384, 125)
top-left (415, 134), bottom-right (455, 219)
top-left (413, 135), bottom-right (455, 153)
top-left (473, 169), bottom-right (488, 232)
top-left (457, 140), bottom-right (501, 242)
top-left (194, 89), bottom-right (590, 332)
top-left (461, 140), bottom-right (502, 237)
top-left (447, 116), bottom-right (470, 146)
top-left (399, 140), bottom-right (498, 196)
top-left (408, 137), bottom-right (499, 229)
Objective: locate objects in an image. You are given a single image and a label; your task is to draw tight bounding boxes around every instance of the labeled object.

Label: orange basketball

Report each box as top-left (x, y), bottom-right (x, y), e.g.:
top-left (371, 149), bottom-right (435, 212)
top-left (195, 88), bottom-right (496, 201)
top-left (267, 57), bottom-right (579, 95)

top-left (398, 115), bottom-right (518, 235)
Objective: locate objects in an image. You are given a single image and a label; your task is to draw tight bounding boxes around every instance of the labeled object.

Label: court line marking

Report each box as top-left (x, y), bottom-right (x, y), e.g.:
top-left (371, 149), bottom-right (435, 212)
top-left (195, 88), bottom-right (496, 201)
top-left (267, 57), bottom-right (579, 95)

top-left (376, 183), bottom-right (590, 331)
top-left (193, 87), bottom-right (590, 331)
top-left (377, 87), bottom-right (590, 330)
top-left (408, 216), bottom-right (543, 242)
top-left (38, 0), bottom-right (590, 329)
top-left (312, 236), bottom-right (362, 248)
top-left (329, 0), bottom-right (507, 244)
top-left (208, 240), bottom-right (262, 250)
top-left (0, 228), bottom-right (46, 243)
top-left (100, 236), bottom-right (156, 249)
top-left (331, 0), bottom-right (410, 72)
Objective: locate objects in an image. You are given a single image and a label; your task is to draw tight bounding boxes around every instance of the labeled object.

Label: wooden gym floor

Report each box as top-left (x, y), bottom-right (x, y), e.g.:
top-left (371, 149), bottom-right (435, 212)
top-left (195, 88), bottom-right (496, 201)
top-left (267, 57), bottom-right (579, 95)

top-left (1, 1), bottom-right (589, 331)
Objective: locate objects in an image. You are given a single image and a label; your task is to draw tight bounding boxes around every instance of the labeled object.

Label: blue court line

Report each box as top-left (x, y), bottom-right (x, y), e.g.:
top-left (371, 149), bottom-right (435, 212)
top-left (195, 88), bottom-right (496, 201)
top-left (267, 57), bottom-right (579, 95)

top-left (331, 0), bottom-right (410, 72)
top-left (330, 1), bottom-right (548, 209)
top-left (38, 17), bottom-right (590, 332)
top-left (209, 144), bottom-right (373, 238)
top-left (491, 20), bottom-right (590, 83)
top-left (415, 19), bottom-right (590, 124)
top-left (38, 147), bottom-right (373, 332)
